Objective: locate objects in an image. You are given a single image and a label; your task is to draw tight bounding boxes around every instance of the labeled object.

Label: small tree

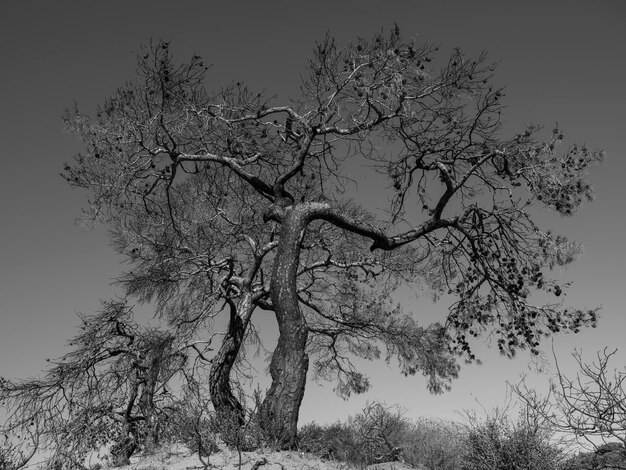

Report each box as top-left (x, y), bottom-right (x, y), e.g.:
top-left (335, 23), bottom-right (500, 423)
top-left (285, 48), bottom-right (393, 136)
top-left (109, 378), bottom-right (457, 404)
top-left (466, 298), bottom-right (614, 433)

top-left (0, 300), bottom-right (186, 468)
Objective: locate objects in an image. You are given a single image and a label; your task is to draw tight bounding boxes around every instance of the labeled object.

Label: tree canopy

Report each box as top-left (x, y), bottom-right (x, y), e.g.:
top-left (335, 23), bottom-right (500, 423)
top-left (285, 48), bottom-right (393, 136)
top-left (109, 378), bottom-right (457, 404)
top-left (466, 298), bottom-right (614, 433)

top-left (53, 27), bottom-right (603, 448)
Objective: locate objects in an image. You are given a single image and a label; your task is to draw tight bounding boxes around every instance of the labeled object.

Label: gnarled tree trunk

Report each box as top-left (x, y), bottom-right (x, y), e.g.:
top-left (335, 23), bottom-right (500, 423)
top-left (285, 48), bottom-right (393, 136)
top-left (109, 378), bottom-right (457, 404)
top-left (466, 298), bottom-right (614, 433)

top-left (262, 205), bottom-right (310, 449)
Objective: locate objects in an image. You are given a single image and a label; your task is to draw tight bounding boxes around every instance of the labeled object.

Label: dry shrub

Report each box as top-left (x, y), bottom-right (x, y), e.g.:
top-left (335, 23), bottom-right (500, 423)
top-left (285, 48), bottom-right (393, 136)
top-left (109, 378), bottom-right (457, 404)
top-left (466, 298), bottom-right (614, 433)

top-left (460, 408), bottom-right (563, 470)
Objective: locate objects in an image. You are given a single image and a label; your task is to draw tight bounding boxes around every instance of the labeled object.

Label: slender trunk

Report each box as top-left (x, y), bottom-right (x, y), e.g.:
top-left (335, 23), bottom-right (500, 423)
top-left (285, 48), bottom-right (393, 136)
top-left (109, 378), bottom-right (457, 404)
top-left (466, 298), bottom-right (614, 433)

top-left (209, 294), bottom-right (254, 425)
top-left (262, 205), bottom-right (310, 449)
top-left (138, 356), bottom-right (160, 453)
top-left (112, 378), bottom-right (139, 464)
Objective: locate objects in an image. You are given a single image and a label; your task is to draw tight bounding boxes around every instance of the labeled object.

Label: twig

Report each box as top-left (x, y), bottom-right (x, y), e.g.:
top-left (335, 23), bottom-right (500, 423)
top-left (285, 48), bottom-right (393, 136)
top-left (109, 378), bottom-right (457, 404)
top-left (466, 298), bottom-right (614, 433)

top-left (251, 457), bottom-right (268, 470)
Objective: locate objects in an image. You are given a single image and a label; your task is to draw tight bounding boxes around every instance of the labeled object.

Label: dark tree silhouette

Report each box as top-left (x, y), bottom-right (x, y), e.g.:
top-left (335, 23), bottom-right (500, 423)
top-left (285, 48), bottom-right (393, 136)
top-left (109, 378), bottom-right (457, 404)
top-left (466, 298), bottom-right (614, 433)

top-left (62, 28), bottom-right (601, 447)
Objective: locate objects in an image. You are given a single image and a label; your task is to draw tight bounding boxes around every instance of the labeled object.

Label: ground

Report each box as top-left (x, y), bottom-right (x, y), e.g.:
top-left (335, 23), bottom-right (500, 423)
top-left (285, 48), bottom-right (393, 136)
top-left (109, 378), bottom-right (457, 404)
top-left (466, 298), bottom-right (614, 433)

top-left (99, 444), bottom-right (423, 470)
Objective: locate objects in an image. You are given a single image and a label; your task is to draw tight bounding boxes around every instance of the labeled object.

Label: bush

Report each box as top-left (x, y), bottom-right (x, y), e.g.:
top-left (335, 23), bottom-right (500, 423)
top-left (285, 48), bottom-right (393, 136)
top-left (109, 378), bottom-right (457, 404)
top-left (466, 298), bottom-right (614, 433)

top-left (160, 389), bottom-right (220, 458)
top-left (212, 407), bottom-right (267, 452)
top-left (401, 418), bottom-right (466, 470)
top-left (298, 421), bottom-right (359, 462)
top-left (348, 402), bottom-right (410, 465)
top-left (299, 402), bottom-right (468, 469)
top-left (167, 407), bottom-right (220, 457)
top-left (299, 402), bottom-right (569, 470)
top-left (461, 409), bottom-right (563, 470)
top-left (160, 383), bottom-right (269, 457)
top-left (560, 442), bottom-right (626, 470)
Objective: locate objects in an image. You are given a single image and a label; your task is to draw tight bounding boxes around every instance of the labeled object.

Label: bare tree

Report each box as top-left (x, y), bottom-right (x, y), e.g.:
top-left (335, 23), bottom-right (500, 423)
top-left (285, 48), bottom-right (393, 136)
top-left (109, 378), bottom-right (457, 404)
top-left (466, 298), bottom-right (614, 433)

top-left (62, 28), bottom-right (602, 447)
top-left (514, 348), bottom-right (626, 465)
top-left (0, 300), bottom-right (187, 468)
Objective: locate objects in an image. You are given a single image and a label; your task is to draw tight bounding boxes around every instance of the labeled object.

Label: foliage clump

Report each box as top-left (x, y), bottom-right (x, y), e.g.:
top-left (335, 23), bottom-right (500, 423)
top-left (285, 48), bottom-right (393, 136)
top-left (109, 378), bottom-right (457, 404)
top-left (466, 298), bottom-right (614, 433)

top-left (460, 409), bottom-right (563, 470)
top-left (299, 402), bottom-right (466, 469)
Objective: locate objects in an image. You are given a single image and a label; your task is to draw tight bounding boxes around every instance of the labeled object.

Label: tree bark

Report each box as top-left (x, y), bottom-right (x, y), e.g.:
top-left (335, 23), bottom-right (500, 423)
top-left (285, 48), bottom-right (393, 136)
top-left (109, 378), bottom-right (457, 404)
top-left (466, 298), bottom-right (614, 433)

top-left (209, 295), bottom-right (254, 425)
top-left (138, 355), bottom-right (160, 453)
top-left (262, 205), bottom-right (310, 449)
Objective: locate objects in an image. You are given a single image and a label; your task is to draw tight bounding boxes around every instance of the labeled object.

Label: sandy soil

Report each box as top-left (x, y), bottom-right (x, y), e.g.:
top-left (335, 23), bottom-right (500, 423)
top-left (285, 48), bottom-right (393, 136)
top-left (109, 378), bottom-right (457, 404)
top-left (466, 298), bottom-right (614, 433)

top-left (105, 444), bottom-right (422, 470)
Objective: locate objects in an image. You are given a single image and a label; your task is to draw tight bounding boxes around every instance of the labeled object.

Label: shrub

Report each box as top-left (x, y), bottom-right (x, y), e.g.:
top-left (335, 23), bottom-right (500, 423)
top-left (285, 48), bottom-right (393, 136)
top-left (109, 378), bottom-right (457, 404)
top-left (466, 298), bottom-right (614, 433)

top-left (160, 383), bottom-right (269, 458)
top-left (160, 390), bottom-right (220, 459)
top-left (401, 418), bottom-right (466, 470)
top-left (561, 442), bottom-right (626, 470)
top-left (211, 407), bottom-right (266, 452)
top-left (299, 402), bottom-right (416, 466)
top-left (461, 409), bottom-right (563, 470)
top-left (298, 421), bottom-right (359, 462)
top-left (299, 402), bottom-right (465, 468)
top-left (347, 402), bottom-right (411, 465)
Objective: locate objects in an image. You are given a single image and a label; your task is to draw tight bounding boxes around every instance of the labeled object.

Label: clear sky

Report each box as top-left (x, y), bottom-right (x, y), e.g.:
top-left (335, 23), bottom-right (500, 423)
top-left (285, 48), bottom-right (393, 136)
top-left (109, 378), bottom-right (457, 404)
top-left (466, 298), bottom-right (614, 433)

top-left (1, 1), bottom-right (625, 426)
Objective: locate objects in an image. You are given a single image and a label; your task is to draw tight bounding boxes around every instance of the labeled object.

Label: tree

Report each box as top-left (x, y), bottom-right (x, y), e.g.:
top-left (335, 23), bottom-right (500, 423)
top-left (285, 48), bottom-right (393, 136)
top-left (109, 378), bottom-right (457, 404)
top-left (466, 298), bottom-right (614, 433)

top-left (63, 29), bottom-right (601, 447)
top-left (0, 300), bottom-right (187, 468)
top-left (514, 348), bottom-right (626, 463)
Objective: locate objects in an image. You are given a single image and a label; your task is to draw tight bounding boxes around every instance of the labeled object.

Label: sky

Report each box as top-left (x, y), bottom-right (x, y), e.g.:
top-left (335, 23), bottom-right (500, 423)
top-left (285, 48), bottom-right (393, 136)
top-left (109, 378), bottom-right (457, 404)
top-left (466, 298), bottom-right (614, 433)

top-left (0, 1), bottom-right (625, 427)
